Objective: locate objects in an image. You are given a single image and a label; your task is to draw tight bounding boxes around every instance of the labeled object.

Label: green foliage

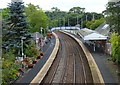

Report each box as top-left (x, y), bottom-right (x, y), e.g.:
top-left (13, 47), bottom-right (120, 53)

top-left (1, 8), bottom-right (10, 19)
top-left (103, 1), bottom-right (120, 66)
top-left (86, 18), bottom-right (105, 30)
top-left (103, 1), bottom-right (120, 35)
top-left (45, 6), bottom-right (103, 28)
top-left (107, 57), bottom-right (113, 61)
top-left (69, 7), bottom-right (85, 14)
top-left (51, 7), bottom-right (60, 12)
top-left (90, 18), bottom-right (105, 30)
top-left (25, 3), bottom-right (48, 33)
top-left (24, 42), bottom-right (40, 57)
top-left (2, 1), bottom-right (31, 54)
top-left (110, 33), bottom-right (120, 66)
top-left (2, 50), bottom-right (19, 84)
top-left (86, 20), bottom-right (96, 28)
top-left (67, 13), bottom-right (84, 26)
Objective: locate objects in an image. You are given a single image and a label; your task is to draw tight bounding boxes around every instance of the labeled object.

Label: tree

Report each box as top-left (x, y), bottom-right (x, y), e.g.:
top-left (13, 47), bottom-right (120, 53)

top-left (66, 13), bottom-right (83, 26)
top-left (25, 3), bottom-right (48, 33)
top-left (86, 18), bottom-right (105, 30)
top-left (69, 7), bottom-right (85, 14)
top-left (45, 7), bottom-right (68, 28)
top-left (103, 1), bottom-right (120, 66)
top-left (2, 49), bottom-right (19, 84)
top-left (2, 1), bottom-right (31, 55)
top-left (51, 7), bottom-right (60, 12)
top-left (103, 1), bottom-right (120, 34)
top-left (1, 8), bottom-right (10, 19)
top-left (110, 33), bottom-right (120, 65)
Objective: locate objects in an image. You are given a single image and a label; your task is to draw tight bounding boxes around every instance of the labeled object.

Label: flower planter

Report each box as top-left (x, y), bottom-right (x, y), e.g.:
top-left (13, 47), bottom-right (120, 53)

top-left (33, 60), bottom-right (37, 64)
top-left (32, 59), bottom-right (38, 64)
top-left (23, 57), bottom-right (30, 62)
top-left (37, 56), bottom-right (41, 59)
top-left (28, 64), bottom-right (34, 68)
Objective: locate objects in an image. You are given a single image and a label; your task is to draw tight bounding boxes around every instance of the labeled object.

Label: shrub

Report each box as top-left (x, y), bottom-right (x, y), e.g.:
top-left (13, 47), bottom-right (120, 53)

top-left (110, 33), bottom-right (120, 66)
top-left (2, 50), bottom-right (19, 84)
top-left (24, 42), bottom-right (40, 57)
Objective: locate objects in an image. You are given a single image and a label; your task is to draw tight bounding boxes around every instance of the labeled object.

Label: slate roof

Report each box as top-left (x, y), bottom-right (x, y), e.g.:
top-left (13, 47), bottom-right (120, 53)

top-left (95, 22), bottom-right (110, 36)
top-left (31, 32), bottom-right (43, 39)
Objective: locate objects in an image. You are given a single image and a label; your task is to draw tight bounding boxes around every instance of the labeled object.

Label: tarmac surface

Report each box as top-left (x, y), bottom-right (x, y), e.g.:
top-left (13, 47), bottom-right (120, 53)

top-left (15, 35), bottom-right (56, 83)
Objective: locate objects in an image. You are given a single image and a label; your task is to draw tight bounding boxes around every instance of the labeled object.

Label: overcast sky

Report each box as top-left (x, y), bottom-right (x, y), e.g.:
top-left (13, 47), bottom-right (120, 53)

top-left (0, 0), bottom-right (108, 13)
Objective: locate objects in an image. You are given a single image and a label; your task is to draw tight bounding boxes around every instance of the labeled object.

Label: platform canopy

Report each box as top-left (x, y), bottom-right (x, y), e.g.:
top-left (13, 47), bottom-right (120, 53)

top-left (84, 32), bottom-right (107, 41)
top-left (77, 28), bottom-right (95, 38)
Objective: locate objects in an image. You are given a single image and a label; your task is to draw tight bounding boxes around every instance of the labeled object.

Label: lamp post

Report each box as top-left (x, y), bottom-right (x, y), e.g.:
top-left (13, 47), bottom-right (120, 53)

top-left (21, 37), bottom-right (26, 58)
top-left (35, 32), bottom-right (38, 48)
top-left (40, 27), bottom-right (43, 51)
top-left (40, 27), bottom-right (42, 35)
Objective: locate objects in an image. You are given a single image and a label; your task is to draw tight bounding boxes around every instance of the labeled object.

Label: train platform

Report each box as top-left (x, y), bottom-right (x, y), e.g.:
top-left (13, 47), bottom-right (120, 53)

top-left (15, 30), bottom-right (119, 84)
top-left (66, 31), bottom-right (118, 84)
top-left (15, 35), bottom-right (56, 83)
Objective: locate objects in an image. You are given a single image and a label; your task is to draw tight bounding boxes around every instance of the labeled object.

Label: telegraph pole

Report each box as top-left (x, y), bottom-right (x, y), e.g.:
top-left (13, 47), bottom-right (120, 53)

top-left (86, 15), bottom-right (88, 21)
top-left (68, 18), bottom-right (70, 26)
top-left (81, 18), bottom-right (83, 28)
top-left (64, 18), bottom-right (65, 26)
top-left (92, 14), bottom-right (95, 20)
top-left (77, 16), bottom-right (79, 25)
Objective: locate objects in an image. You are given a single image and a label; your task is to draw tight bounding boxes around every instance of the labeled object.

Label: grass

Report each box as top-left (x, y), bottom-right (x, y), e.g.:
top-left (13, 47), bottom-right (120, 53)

top-left (107, 57), bottom-right (113, 61)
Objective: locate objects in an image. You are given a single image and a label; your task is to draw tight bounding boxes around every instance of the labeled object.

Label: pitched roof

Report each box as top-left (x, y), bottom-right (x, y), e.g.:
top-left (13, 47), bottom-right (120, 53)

top-left (84, 32), bottom-right (107, 40)
top-left (95, 23), bottom-right (110, 36)
top-left (31, 32), bottom-right (43, 39)
top-left (77, 28), bottom-right (95, 38)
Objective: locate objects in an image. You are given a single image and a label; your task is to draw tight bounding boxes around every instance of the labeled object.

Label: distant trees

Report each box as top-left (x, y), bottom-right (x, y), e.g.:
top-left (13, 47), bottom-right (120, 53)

top-left (86, 18), bottom-right (105, 30)
top-left (69, 7), bottom-right (85, 14)
top-left (44, 6), bottom-right (101, 29)
top-left (45, 6), bottom-right (104, 28)
top-left (51, 7), bottom-right (60, 12)
top-left (45, 7), bottom-right (68, 28)
top-left (25, 3), bottom-right (48, 33)
top-left (68, 7), bottom-right (104, 28)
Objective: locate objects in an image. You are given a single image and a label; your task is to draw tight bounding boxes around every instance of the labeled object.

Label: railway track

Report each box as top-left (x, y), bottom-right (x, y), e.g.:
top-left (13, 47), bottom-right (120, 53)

top-left (41, 31), bottom-right (93, 84)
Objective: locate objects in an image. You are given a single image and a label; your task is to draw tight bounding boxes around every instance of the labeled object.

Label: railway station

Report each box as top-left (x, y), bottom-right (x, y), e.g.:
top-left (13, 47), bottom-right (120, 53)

top-left (14, 27), bottom-right (117, 84)
top-left (1, 0), bottom-right (120, 84)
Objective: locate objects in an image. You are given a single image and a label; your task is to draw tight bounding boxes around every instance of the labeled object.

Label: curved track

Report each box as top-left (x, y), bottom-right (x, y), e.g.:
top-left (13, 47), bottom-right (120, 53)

top-left (41, 31), bottom-right (93, 84)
